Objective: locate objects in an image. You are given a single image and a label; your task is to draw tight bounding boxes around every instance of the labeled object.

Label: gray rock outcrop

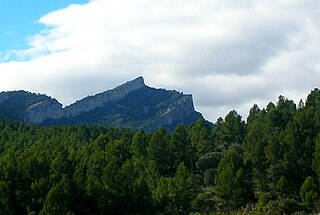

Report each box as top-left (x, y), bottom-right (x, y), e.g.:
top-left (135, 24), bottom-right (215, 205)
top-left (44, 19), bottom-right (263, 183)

top-left (64, 77), bottom-right (145, 117)
top-left (141, 94), bottom-right (201, 131)
top-left (24, 100), bottom-right (64, 124)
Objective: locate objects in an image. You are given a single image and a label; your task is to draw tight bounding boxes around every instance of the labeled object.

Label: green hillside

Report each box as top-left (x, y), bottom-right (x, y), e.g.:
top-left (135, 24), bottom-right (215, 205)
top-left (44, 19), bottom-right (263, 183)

top-left (0, 89), bottom-right (320, 214)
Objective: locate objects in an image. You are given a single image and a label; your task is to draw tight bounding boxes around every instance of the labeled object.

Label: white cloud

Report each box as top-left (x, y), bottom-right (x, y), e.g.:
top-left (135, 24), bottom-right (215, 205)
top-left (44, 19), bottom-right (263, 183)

top-left (1, 0), bottom-right (320, 122)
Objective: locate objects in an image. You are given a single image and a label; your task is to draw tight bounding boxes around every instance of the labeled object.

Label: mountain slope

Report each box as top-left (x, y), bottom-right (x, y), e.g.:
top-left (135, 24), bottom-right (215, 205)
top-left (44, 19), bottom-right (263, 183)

top-left (0, 77), bottom-right (203, 131)
top-left (0, 90), bottom-right (63, 123)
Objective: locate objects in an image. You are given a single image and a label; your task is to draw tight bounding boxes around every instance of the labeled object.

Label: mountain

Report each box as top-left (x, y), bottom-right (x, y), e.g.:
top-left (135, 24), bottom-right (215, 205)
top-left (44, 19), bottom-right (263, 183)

top-left (0, 77), bottom-right (203, 131)
top-left (0, 90), bottom-right (63, 123)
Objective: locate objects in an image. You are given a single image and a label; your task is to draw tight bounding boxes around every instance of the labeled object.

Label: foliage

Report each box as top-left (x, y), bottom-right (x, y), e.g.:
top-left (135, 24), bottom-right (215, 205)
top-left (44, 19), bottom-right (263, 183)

top-left (0, 89), bottom-right (320, 214)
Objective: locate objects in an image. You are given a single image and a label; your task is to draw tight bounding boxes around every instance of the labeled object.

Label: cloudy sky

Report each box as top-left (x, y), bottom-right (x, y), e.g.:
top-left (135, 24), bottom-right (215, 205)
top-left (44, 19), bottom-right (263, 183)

top-left (1, 0), bottom-right (320, 122)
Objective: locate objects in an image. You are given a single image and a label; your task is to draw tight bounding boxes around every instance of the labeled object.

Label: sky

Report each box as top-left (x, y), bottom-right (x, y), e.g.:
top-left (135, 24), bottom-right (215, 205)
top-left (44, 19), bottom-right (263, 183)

top-left (1, 0), bottom-right (320, 122)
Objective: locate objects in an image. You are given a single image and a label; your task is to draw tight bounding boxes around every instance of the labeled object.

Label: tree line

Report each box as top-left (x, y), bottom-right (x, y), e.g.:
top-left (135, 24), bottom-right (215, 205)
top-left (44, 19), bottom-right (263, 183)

top-left (1, 89), bottom-right (320, 214)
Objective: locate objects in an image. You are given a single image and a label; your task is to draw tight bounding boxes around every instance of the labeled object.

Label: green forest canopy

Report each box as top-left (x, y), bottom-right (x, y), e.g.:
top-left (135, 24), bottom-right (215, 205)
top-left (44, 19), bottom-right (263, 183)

top-left (1, 89), bottom-right (320, 214)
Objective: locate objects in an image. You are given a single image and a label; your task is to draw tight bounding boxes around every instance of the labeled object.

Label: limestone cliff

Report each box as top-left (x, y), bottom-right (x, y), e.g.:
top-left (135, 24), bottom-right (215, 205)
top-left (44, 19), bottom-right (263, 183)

top-left (64, 77), bottom-right (145, 117)
top-left (0, 91), bottom-right (63, 122)
top-left (24, 100), bottom-right (63, 124)
top-left (140, 94), bottom-right (203, 131)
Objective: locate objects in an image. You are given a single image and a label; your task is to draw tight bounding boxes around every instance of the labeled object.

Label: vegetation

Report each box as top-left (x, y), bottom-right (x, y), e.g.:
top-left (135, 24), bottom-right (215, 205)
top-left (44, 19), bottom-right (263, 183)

top-left (0, 90), bottom-right (56, 121)
top-left (1, 89), bottom-right (320, 214)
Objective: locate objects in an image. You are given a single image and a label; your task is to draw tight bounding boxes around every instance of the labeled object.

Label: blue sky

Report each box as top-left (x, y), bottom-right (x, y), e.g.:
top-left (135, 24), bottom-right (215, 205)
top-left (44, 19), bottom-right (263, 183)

top-left (0, 0), bottom-right (319, 122)
top-left (0, 0), bottom-right (88, 52)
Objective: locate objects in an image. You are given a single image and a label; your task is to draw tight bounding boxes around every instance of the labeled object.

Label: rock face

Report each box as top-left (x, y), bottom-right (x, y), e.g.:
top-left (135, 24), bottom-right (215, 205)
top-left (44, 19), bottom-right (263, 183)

top-left (25, 100), bottom-right (63, 124)
top-left (64, 77), bottom-right (145, 117)
top-left (143, 94), bottom-right (198, 130)
top-left (0, 91), bottom-right (63, 123)
top-left (0, 77), bottom-right (203, 132)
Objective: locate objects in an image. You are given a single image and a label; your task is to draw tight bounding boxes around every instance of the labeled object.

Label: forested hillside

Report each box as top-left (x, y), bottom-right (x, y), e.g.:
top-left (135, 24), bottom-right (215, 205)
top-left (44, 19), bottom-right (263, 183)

top-left (1, 89), bottom-right (320, 214)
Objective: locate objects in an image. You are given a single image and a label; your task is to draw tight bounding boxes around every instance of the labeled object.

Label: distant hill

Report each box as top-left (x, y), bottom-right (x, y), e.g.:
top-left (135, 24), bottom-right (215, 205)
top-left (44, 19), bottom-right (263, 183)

top-left (0, 77), bottom-right (203, 131)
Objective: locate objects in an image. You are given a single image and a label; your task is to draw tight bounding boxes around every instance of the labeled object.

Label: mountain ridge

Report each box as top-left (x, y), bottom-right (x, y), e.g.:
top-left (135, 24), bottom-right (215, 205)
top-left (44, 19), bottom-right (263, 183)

top-left (64, 76), bottom-right (146, 117)
top-left (0, 77), bottom-right (203, 131)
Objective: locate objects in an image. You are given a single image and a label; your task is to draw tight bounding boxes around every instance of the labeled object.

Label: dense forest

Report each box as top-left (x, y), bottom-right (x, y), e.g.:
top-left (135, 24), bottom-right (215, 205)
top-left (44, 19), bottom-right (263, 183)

top-left (1, 89), bottom-right (320, 214)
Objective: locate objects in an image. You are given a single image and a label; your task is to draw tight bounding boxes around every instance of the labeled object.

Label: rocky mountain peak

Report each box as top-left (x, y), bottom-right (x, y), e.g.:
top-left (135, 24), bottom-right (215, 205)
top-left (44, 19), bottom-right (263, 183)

top-left (64, 76), bottom-right (146, 117)
top-left (0, 77), bottom-right (203, 132)
top-left (115, 76), bottom-right (145, 92)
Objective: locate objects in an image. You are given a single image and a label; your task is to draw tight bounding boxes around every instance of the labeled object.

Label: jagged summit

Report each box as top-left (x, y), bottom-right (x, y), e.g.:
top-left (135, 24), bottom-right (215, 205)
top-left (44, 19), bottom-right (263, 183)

top-left (99, 76), bottom-right (146, 98)
top-left (64, 77), bottom-right (146, 117)
top-left (116, 76), bottom-right (145, 90)
top-left (0, 77), bottom-right (203, 132)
